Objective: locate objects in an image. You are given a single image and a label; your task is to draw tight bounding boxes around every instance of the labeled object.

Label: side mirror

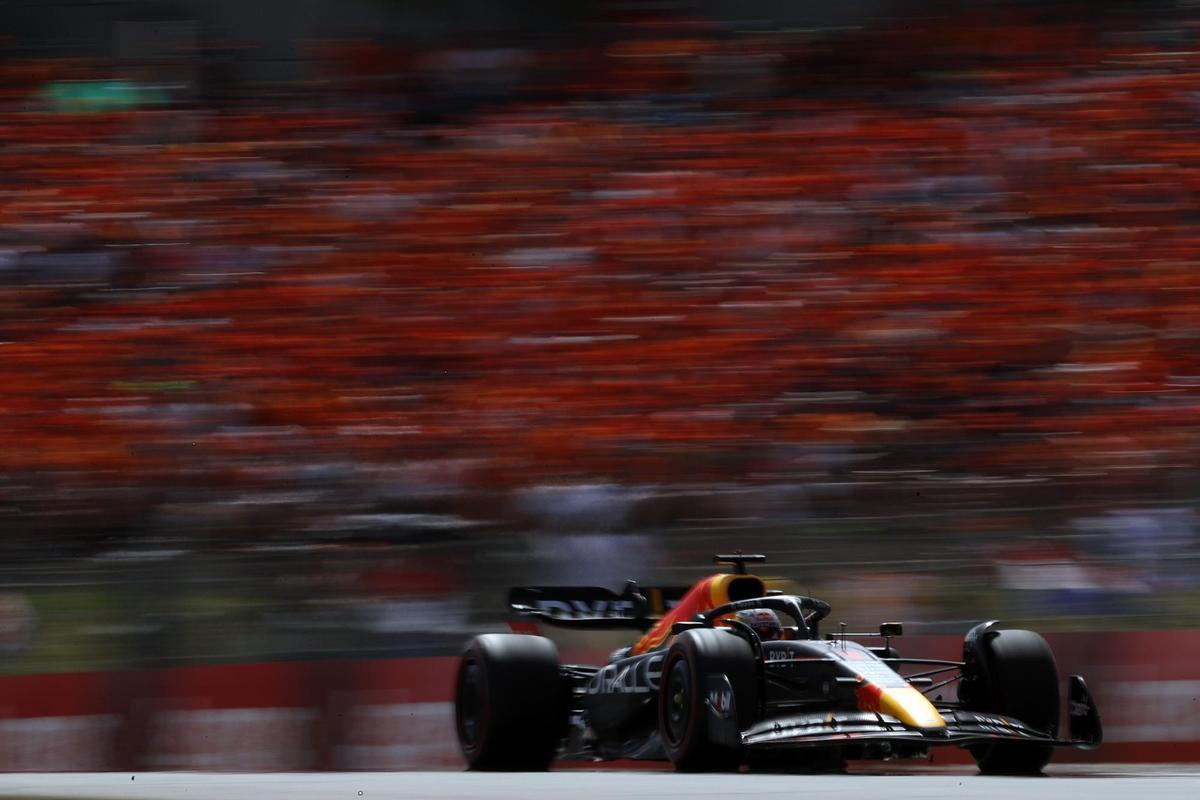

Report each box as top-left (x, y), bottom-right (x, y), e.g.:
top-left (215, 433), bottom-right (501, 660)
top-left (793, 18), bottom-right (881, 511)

top-left (879, 622), bottom-right (903, 637)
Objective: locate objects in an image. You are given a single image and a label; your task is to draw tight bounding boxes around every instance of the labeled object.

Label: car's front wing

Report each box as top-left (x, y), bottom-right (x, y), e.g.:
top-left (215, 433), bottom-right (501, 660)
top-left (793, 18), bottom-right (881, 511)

top-left (742, 708), bottom-right (1090, 750)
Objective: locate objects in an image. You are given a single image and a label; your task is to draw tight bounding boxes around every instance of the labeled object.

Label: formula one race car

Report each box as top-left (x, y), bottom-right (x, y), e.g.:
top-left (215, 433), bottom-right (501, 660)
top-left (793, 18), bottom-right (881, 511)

top-left (454, 554), bottom-right (1102, 774)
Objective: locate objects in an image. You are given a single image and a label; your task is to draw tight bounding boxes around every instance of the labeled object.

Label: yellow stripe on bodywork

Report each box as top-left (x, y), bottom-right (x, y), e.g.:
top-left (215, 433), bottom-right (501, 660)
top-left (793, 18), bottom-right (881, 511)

top-left (708, 574), bottom-right (738, 606)
top-left (874, 687), bottom-right (946, 729)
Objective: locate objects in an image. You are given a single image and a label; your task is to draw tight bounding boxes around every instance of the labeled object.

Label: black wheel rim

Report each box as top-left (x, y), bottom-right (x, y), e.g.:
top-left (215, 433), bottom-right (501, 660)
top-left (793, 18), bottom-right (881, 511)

top-left (664, 657), bottom-right (691, 746)
top-left (457, 659), bottom-right (482, 749)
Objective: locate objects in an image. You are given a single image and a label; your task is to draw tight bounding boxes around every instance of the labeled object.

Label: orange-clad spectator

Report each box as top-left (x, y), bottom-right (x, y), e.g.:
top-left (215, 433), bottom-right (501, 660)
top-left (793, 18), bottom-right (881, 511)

top-left (0, 3), bottom-right (1197, 579)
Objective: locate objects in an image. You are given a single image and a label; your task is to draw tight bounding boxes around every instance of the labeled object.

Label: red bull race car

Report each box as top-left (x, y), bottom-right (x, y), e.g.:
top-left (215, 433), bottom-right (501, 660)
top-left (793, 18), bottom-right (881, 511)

top-left (454, 554), bottom-right (1102, 774)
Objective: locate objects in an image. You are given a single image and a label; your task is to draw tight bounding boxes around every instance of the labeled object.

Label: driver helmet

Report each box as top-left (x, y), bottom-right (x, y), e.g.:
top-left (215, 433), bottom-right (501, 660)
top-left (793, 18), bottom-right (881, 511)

top-left (735, 608), bottom-right (783, 641)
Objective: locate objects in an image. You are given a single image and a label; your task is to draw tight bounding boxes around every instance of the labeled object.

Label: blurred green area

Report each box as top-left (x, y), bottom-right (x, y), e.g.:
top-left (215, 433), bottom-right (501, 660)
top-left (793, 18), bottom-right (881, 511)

top-left (38, 79), bottom-right (168, 112)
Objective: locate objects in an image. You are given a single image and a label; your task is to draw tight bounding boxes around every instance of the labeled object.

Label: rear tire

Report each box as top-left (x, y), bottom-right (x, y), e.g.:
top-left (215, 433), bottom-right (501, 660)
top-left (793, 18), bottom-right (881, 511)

top-left (658, 628), bottom-right (758, 772)
top-left (965, 629), bottom-right (1059, 775)
top-left (454, 634), bottom-right (565, 771)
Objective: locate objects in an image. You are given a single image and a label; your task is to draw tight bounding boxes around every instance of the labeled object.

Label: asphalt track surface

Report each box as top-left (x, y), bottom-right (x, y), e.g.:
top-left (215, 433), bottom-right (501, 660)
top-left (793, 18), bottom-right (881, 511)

top-left (0, 767), bottom-right (1197, 800)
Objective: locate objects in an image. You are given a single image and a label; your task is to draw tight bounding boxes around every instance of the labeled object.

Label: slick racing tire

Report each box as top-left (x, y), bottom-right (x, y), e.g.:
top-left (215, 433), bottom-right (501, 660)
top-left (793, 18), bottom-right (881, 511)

top-left (965, 629), bottom-right (1060, 775)
top-left (658, 628), bottom-right (758, 772)
top-left (455, 633), bottom-right (566, 771)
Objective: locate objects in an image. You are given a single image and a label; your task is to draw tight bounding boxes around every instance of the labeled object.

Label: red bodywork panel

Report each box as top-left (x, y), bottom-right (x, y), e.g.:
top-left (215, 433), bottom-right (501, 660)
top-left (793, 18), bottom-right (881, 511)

top-left (630, 573), bottom-right (765, 655)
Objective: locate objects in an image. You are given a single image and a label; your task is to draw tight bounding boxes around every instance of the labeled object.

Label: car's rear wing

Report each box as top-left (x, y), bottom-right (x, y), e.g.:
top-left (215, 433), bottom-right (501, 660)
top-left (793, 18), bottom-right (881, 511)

top-left (508, 581), bottom-right (691, 631)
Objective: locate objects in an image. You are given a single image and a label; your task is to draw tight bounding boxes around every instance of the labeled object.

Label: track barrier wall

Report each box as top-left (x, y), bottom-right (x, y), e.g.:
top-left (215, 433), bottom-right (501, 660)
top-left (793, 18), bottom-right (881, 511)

top-left (0, 630), bottom-right (1197, 770)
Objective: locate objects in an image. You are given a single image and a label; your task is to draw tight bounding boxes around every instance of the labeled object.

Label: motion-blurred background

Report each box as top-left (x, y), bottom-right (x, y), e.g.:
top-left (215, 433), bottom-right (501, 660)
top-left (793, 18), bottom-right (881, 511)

top-left (0, 0), bottom-right (1198, 770)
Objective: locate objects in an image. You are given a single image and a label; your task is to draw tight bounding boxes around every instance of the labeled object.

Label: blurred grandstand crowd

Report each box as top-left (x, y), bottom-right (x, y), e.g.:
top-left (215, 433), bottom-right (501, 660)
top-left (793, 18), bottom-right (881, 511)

top-left (1, 2), bottom-right (1198, 664)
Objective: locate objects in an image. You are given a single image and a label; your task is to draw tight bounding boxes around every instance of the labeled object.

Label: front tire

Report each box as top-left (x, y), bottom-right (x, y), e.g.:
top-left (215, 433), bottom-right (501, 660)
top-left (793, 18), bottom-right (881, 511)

top-left (964, 629), bottom-right (1059, 775)
top-left (658, 628), bottom-right (758, 772)
top-left (454, 634), bottom-right (565, 771)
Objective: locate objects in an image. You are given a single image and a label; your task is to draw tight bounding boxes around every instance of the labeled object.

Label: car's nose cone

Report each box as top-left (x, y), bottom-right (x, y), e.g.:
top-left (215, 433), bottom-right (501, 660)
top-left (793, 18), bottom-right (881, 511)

top-left (856, 684), bottom-right (946, 729)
